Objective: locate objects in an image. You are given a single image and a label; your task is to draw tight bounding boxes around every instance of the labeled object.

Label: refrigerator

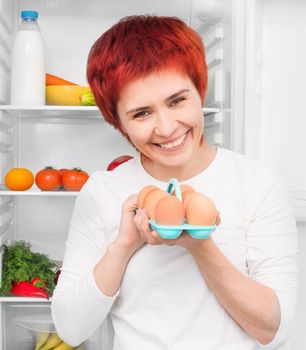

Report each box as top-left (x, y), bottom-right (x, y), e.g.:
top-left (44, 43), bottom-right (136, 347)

top-left (0, 0), bottom-right (305, 349)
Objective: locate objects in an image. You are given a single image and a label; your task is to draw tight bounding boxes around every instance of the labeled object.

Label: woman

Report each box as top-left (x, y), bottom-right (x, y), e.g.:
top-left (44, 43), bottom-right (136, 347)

top-left (51, 16), bottom-right (298, 350)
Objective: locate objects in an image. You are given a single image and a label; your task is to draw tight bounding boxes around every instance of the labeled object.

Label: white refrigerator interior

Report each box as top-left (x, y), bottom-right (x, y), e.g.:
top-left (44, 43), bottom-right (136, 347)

top-left (0, 0), bottom-right (304, 349)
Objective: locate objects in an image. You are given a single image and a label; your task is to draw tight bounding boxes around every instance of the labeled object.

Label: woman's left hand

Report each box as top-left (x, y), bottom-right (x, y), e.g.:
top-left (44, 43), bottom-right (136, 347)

top-left (134, 209), bottom-right (221, 249)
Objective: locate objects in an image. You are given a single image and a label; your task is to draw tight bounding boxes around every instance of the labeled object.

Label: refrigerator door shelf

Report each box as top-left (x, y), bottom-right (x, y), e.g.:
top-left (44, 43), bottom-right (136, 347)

top-left (0, 106), bottom-right (220, 118)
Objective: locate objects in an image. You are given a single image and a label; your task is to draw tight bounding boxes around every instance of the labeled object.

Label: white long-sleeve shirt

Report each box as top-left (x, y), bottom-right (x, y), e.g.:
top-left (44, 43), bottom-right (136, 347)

top-left (51, 148), bottom-right (298, 350)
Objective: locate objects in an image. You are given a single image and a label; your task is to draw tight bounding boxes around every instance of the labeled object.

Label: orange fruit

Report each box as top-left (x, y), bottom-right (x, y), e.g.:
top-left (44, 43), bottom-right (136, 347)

top-left (5, 168), bottom-right (34, 191)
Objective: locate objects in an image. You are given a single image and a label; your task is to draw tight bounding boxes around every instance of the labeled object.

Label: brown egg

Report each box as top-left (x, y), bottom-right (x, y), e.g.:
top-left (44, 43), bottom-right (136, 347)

top-left (137, 185), bottom-right (158, 208)
top-left (143, 189), bottom-right (169, 220)
top-left (181, 184), bottom-right (195, 203)
top-left (182, 190), bottom-right (194, 202)
top-left (182, 190), bottom-right (196, 210)
top-left (185, 192), bottom-right (217, 226)
top-left (155, 196), bottom-right (185, 226)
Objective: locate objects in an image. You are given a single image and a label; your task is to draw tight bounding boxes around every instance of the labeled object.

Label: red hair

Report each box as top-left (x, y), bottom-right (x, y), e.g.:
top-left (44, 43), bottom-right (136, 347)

top-left (87, 15), bottom-right (208, 136)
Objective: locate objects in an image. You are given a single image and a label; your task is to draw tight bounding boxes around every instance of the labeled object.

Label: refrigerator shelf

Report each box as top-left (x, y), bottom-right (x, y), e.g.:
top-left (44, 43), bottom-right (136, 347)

top-left (0, 296), bottom-right (52, 303)
top-left (0, 105), bottom-right (220, 117)
top-left (0, 105), bottom-right (102, 118)
top-left (0, 190), bottom-right (78, 196)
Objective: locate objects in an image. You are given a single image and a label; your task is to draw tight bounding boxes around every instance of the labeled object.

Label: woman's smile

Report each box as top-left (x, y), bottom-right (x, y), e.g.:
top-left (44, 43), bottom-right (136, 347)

top-left (153, 130), bottom-right (190, 151)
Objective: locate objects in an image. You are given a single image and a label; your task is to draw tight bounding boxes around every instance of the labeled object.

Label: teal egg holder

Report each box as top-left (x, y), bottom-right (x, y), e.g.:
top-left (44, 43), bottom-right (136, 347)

top-left (149, 178), bottom-right (216, 239)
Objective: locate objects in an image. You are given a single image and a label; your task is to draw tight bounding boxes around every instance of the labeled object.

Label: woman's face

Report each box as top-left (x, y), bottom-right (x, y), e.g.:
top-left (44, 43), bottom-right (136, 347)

top-left (117, 70), bottom-right (206, 176)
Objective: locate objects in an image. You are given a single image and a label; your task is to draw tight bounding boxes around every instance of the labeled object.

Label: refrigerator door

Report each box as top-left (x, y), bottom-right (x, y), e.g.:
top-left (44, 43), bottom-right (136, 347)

top-left (243, 1), bottom-right (306, 348)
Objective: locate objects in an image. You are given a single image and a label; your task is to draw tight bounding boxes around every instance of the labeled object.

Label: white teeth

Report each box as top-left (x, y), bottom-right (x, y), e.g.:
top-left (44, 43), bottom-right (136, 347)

top-left (160, 133), bottom-right (187, 149)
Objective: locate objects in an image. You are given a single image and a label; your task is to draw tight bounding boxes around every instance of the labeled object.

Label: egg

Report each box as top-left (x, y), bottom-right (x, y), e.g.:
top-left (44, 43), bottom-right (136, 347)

top-left (185, 192), bottom-right (217, 226)
top-left (143, 189), bottom-right (169, 220)
top-left (137, 185), bottom-right (158, 208)
top-left (155, 196), bottom-right (185, 226)
top-left (180, 184), bottom-right (195, 202)
top-left (182, 190), bottom-right (196, 210)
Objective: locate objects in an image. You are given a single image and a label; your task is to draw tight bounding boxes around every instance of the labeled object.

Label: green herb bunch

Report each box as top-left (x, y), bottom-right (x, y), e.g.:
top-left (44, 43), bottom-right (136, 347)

top-left (0, 241), bottom-right (58, 295)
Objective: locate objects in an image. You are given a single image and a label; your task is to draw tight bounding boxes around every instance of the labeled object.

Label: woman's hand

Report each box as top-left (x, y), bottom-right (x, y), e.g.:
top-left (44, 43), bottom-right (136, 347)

top-left (114, 194), bottom-right (146, 254)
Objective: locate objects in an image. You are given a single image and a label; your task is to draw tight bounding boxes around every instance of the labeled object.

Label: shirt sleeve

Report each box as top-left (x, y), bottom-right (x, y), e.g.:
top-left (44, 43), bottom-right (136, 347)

top-left (51, 174), bottom-right (118, 347)
top-left (245, 163), bottom-right (298, 349)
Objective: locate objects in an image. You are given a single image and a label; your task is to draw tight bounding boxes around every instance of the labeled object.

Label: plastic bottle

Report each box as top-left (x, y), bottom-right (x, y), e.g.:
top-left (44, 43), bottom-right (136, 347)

top-left (10, 11), bottom-right (45, 105)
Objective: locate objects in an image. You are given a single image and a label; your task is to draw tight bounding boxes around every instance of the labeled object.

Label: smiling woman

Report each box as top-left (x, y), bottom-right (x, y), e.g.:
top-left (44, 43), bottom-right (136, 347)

top-left (51, 15), bottom-right (298, 350)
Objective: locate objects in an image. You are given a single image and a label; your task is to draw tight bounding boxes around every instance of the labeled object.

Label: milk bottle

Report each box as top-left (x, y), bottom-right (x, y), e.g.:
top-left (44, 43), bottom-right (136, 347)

top-left (10, 11), bottom-right (45, 105)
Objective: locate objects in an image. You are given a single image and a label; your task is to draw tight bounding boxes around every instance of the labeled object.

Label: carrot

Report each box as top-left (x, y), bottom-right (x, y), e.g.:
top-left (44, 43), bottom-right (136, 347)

top-left (46, 73), bottom-right (78, 86)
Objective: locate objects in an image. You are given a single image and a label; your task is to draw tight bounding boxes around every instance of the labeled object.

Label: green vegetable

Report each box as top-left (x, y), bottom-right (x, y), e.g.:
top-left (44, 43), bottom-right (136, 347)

top-left (81, 90), bottom-right (96, 106)
top-left (0, 241), bottom-right (58, 296)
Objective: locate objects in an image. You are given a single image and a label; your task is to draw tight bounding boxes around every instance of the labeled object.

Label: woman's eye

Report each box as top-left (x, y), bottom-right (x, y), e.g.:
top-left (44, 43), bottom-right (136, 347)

top-left (170, 96), bottom-right (185, 107)
top-left (134, 110), bottom-right (150, 119)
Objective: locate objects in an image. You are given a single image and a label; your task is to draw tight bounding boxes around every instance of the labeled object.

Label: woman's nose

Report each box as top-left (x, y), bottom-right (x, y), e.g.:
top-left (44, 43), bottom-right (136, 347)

top-left (154, 110), bottom-right (178, 137)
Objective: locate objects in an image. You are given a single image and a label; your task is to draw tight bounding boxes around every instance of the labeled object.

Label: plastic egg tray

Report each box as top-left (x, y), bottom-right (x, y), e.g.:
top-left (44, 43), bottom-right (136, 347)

top-left (149, 178), bottom-right (216, 239)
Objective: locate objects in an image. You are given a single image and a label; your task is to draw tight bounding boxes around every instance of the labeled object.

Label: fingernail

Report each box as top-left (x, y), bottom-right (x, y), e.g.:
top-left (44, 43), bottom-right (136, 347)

top-left (152, 231), bottom-right (159, 239)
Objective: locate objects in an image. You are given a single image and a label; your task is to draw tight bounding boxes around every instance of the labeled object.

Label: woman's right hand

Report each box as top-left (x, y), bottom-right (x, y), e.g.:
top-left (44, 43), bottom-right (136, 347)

top-left (114, 194), bottom-right (168, 256)
top-left (93, 194), bottom-right (148, 297)
top-left (114, 194), bottom-right (147, 255)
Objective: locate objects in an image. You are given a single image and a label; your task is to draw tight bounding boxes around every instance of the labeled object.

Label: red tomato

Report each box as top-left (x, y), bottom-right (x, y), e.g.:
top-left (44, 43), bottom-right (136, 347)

top-left (62, 168), bottom-right (89, 191)
top-left (58, 168), bottom-right (69, 178)
top-left (58, 168), bottom-right (69, 190)
top-left (35, 167), bottom-right (62, 191)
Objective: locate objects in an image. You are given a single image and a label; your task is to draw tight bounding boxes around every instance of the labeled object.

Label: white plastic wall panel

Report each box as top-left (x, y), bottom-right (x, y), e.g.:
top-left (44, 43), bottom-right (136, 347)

top-left (17, 118), bottom-right (137, 175)
top-left (0, 1), bottom-right (14, 257)
top-left (0, 0), bottom-right (12, 105)
top-left (0, 112), bottom-right (14, 185)
top-left (0, 196), bottom-right (12, 246)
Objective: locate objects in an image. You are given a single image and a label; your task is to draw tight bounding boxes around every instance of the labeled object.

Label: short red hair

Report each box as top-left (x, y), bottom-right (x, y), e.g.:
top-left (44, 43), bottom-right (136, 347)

top-left (87, 15), bottom-right (208, 135)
